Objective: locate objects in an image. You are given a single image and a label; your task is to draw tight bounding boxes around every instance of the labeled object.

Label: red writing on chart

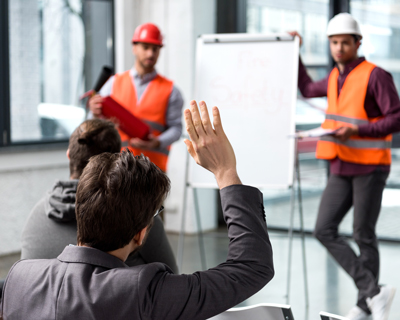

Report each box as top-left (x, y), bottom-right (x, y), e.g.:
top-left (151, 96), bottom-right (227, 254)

top-left (237, 50), bottom-right (271, 70)
top-left (209, 75), bottom-right (289, 114)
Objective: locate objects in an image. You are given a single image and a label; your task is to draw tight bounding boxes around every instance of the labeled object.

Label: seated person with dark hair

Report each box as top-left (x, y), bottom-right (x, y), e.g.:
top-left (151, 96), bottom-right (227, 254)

top-left (0, 101), bottom-right (274, 320)
top-left (20, 118), bottom-right (178, 272)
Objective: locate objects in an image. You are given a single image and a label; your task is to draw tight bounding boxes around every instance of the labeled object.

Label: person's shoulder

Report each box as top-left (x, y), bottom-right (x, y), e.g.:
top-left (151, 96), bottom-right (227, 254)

top-left (4, 258), bottom-right (61, 298)
top-left (156, 73), bottom-right (174, 86)
top-left (111, 72), bottom-right (127, 83)
top-left (9, 257), bottom-right (60, 276)
top-left (137, 262), bottom-right (172, 275)
top-left (22, 196), bottom-right (49, 232)
top-left (137, 262), bottom-right (174, 282)
top-left (21, 184), bottom-right (78, 260)
top-left (29, 194), bottom-right (48, 216)
top-left (156, 74), bottom-right (182, 100)
top-left (103, 262), bottom-right (172, 290)
top-left (368, 64), bottom-right (395, 90)
top-left (370, 64), bottom-right (393, 79)
top-left (110, 262), bottom-right (171, 275)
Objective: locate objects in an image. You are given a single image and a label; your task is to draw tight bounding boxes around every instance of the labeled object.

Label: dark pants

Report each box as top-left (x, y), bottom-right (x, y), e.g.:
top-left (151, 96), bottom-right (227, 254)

top-left (314, 170), bottom-right (389, 313)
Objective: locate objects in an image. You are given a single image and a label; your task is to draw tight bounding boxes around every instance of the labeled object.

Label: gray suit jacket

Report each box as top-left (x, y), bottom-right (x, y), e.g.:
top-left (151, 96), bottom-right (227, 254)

top-left (1, 185), bottom-right (274, 320)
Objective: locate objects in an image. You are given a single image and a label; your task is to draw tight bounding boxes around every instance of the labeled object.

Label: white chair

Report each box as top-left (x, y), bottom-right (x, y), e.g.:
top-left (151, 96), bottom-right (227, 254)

top-left (208, 303), bottom-right (294, 320)
top-left (319, 311), bottom-right (349, 320)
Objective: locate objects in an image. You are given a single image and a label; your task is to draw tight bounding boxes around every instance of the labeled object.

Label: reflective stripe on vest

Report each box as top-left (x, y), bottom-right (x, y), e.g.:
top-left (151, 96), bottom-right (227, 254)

top-left (111, 71), bottom-right (174, 171)
top-left (325, 114), bottom-right (369, 126)
top-left (143, 120), bottom-right (166, 133)
top-left (316, 60), bottom-right (392, 165)
top-left (319, 136), bottom-right (392, 149)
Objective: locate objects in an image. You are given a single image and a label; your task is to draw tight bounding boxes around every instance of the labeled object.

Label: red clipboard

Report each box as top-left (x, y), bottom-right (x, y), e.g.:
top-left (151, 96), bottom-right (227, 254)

top-left (101, 96), bottom-right (150, 140)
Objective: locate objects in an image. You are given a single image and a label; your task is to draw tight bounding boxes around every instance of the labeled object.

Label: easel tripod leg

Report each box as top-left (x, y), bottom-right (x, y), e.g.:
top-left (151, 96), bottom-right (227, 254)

top-left (177, 184), bottom-right (188, 272)
top-left (177, 148), bottom-right (191, 272)
top-left (286, 178), bottom-right (296, 304)
top-left (296, 154), bottom-right (309, 310)
top-left (286, 140), bottom-right (309, 309)
top-left (193, 188), bottom-right (207, 270)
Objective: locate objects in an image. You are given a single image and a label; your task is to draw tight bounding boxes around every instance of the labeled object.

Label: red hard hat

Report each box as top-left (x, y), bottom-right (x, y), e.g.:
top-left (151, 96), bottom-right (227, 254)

top-left (132, 23), bottom-right (163, 46)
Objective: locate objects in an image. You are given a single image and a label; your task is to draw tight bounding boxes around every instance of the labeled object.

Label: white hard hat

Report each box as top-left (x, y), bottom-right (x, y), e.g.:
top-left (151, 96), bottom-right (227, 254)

top-left (326, 13), bottom-right (362, 38)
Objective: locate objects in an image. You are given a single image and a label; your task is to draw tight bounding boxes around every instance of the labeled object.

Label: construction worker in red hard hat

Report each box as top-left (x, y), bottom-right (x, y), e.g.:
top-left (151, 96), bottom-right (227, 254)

top-left (289, 13), bottom-right (400, 320)
top-left (88, 23), bottom-right (183, 172)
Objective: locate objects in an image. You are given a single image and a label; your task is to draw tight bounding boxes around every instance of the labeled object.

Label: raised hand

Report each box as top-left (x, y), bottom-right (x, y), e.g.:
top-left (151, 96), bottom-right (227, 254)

top-left (184, 100), bottom-right (241, 189)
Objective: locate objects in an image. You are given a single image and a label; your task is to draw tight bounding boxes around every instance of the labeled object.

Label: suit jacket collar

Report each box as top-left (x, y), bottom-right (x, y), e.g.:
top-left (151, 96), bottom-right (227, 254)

top-left (57, 245), bottom-right (128, 269)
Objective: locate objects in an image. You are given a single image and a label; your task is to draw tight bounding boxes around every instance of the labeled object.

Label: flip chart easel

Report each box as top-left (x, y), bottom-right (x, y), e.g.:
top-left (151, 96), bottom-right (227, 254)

top-left (176, 33), bottom-right (308, 307)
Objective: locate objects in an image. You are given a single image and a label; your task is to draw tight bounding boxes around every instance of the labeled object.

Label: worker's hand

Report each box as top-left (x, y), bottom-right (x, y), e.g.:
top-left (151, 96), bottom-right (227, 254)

top-left (129, 134), bottom-right (160, 150)
top-left (88, 94), bottom-right (103, 118)
top-left (334, 126), bottom-right (358, 142)
top-left (184, 100), bottom-right (241, 189)
top-left (288, 31), bottom-right (303, 47)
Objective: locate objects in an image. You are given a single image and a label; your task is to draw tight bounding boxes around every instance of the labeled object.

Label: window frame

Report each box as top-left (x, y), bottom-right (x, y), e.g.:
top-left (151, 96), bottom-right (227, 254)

top-left (0, 0), bottom-right (11, 147)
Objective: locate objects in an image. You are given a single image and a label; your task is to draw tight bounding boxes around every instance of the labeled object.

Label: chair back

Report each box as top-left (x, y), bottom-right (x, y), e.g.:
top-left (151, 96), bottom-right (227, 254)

top-left (319, 311), bottom-right (349, 320)
top-left (208, 303), bottom-right (294, 320)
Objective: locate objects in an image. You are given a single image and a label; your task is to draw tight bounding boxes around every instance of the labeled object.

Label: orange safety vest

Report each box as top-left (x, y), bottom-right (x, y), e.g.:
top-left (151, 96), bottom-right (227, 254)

top-left (316, 60), bottom-right (392, 165)
top-left (111, 71), bottom-right (173, 172)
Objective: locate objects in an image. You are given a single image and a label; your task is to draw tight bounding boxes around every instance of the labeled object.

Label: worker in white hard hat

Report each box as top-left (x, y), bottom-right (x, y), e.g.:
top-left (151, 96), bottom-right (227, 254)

top-left (290, 12), bottom-right (400, 320)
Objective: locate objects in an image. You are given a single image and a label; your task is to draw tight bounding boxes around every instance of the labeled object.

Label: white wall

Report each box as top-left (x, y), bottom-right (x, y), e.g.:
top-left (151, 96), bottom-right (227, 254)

top-left (114, 0), bottom-right (217, 233)
top-left (0, 149), bottom-right (69, 255)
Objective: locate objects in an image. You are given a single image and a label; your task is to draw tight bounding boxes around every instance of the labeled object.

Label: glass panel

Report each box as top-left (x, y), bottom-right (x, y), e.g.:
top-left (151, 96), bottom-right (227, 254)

top-left (350, 0), bottom-right (400, 240)
top-left (83, 1), bottom-right (114, 91)
top-left (246, 0), bottom-right (330, 232)
top-left (9, 0), bottom-right (113, 142)
top-left (247, 0), bottom-right (329, 66)
top-left (351, 0), bottom-right (400, 93)
top-left (246, 0), bottom-right (400, 240)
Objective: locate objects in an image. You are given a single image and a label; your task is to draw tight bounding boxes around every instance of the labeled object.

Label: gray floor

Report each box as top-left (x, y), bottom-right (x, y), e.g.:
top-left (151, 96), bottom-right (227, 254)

top-left (0, 231), bottom-right (399, 320)
top-left (169, 230), bottom-right (400, 320)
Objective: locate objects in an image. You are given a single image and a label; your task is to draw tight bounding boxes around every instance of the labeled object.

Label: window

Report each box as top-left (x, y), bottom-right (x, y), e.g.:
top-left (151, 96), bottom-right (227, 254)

top-left (350, 0), bottom-right (400, 236)
top-left (243, 0), bottom-right (400, 240)
top-left (247, 0), bottom-right (329, 79)
top-left (1, 0), bottom-right (114, 146)
top-left (351, 0), bottom-right (400, 92)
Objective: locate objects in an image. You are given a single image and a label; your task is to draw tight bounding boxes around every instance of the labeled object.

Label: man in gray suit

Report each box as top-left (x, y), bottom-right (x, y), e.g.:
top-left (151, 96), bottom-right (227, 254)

top-left (0, 100), bottom-right (274, 320)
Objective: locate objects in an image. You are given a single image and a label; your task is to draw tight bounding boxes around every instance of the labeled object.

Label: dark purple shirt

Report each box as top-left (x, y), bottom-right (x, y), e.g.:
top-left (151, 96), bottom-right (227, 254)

top-left (298, 57), bottom-right (400, 175)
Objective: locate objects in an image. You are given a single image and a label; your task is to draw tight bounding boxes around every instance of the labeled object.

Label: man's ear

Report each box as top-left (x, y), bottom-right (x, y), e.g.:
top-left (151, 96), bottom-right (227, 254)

top-left (134, 226), bottom-right (148, 246)
top-left (66, 149), bottom-right (70, 159)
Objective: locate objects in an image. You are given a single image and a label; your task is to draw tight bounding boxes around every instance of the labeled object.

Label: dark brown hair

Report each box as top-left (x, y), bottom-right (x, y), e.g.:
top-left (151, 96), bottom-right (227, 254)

top-left (76, 149), bottom-right (170, 252)
top-left (352, 34), bottom-right (362, 42)
top-left (68, 119), bottom-right (121, 179)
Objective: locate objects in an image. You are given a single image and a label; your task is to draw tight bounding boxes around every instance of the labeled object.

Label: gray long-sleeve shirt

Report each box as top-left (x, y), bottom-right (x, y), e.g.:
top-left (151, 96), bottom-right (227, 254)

top-left (100, 68), bottom-right (184, 149)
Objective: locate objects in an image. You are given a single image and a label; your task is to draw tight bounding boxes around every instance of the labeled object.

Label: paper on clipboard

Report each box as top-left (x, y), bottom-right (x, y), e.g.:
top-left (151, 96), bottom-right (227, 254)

top-left (289, 127), bottom-right (336, 139)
